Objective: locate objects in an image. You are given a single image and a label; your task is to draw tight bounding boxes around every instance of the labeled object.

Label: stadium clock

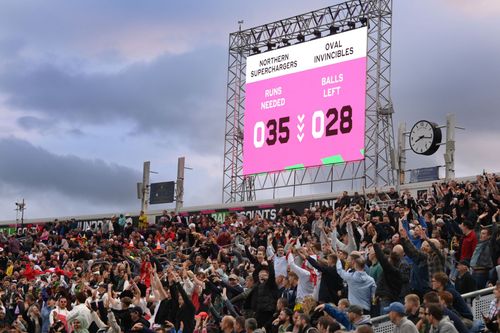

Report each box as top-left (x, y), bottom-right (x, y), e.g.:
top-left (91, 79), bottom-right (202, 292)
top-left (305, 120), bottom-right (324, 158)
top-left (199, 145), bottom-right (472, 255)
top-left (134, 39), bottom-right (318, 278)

top-left (409, 120), bottom-right (442, 155)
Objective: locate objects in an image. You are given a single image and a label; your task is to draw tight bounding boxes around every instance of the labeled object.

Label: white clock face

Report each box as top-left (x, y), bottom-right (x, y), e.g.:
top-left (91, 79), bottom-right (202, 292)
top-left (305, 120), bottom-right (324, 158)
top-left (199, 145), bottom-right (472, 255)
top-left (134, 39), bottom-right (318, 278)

top-left (410, 121), bottom-right (435, 154)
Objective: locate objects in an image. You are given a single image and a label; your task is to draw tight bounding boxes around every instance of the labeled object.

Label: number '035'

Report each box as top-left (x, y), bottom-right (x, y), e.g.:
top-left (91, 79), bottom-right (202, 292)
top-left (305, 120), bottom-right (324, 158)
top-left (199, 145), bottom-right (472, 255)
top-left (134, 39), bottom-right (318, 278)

top-left (253, 117), bottom-right (290, 148)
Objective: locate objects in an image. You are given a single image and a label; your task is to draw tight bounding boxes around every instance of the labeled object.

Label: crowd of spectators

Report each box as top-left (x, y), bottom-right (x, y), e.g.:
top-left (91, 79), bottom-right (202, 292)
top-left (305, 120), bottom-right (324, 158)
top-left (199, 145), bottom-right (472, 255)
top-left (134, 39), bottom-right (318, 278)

top-left (0, 173), bottom-right (499, 333)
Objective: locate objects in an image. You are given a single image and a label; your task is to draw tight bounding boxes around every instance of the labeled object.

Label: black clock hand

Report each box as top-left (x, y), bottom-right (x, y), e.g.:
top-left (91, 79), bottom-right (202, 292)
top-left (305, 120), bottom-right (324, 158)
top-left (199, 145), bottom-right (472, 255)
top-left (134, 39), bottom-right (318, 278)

top-left (415, 135), bottom-right (425, 143)
top-left (415, 135), bottom-right (432, 143)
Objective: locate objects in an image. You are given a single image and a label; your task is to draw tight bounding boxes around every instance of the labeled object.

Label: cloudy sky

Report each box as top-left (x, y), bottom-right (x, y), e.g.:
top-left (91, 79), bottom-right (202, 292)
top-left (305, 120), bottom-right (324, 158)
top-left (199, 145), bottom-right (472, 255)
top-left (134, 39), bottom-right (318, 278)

top-left (0, 0), bottom-right (499, 220)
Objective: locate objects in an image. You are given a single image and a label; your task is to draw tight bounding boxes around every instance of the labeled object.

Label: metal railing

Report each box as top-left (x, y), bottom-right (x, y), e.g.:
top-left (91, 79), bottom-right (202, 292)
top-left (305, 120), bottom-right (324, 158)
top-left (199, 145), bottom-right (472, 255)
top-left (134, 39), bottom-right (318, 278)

top-left (463, 286), bottom-right (495, 321)
top-left (372, 287), bottom-right (495, 333)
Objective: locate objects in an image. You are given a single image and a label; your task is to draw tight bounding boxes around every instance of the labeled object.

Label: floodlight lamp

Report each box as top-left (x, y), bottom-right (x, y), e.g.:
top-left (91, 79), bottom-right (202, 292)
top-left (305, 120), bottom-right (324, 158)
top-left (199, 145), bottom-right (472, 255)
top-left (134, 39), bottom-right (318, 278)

top-left (360, 17), bottom-right (368, 26)
top-left (329, 25), bottom-right (339, 35)
top-left (266, 41), bottom-right (276, 51)
top-left (251, 46), bottom-right (261, 54)
top-left (297, 34), bottom-right (305, 43)
top-left (282, 38), bottom-right (290, 46)
top-left (313, 29), bottom-right (321, 38)
top-left (347, 21), bottom-right (356, 30)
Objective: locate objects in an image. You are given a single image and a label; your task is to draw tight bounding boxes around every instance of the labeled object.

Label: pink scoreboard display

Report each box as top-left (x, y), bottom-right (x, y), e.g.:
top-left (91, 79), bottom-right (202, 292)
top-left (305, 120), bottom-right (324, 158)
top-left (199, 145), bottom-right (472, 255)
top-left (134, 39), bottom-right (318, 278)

top-left (243, 27), bottom-right (368, 175)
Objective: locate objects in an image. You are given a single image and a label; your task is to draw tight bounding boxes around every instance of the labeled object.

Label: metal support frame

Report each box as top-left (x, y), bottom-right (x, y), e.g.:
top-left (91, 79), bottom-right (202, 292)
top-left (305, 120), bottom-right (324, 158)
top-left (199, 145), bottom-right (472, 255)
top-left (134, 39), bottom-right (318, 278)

top-left (15, 199), bottom-right (26, 229)
top-left (397, 122), bottom-right (406, 189)
top-left (175, 157), bottom-right (185, 213)
top-left (141, 161), bottom-right (150, 212)
top-left (444, 113), bottom-right (456, 180)
top-left (222, 0), bottom-right (395, 203)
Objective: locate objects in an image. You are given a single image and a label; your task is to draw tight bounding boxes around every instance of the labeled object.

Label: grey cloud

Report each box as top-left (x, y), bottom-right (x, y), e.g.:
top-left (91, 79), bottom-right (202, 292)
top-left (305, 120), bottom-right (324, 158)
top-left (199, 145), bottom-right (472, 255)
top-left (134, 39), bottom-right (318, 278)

top-left (66, 128), bottom-right (85, 137)
top-left (392, 1), bottom-right (500, 131)
top-left (0, 38), bottom-right (25, 59)
top-left (0, 137), bottom-right (140, 206)
top-left (0, 46), bottom-right (227, 153)
top-left (17, 116), bottom-right (55, 132)
top-left (392, 47), bottom-right (500, 132)
top-left (17, 116), bottom-right (85, 138)
top-left (0, 1), bottom-right (326, 53)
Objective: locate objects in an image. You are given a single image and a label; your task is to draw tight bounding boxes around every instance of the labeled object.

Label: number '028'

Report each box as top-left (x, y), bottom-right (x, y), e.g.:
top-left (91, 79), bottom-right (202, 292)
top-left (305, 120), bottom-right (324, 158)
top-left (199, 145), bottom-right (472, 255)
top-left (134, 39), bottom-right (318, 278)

top-left (312, 106), bottom-right (352, 139)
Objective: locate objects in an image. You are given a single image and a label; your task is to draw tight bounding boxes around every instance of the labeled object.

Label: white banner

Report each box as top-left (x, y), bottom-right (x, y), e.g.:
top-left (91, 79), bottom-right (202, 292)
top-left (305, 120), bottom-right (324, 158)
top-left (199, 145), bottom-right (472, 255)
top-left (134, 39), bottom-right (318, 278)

top-left (246, 27), bottom-right (367, 84)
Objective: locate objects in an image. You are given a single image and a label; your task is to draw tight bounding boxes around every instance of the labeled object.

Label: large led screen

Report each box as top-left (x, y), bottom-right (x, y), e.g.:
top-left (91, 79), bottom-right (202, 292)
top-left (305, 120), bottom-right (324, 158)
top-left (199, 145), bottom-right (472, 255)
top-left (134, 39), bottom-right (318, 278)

top-left (243, 27), bottom-right (367, 175)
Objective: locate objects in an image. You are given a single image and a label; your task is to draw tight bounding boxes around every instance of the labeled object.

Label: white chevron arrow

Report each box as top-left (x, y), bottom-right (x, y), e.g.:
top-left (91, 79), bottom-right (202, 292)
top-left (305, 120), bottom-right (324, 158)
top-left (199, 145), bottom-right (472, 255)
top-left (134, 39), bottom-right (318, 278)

top-left (297, 133), bottom-right (304, 142)
top-left (297, 123), bottom-right (304, 132)
top-left (297, 114), bottom-right (305, 123)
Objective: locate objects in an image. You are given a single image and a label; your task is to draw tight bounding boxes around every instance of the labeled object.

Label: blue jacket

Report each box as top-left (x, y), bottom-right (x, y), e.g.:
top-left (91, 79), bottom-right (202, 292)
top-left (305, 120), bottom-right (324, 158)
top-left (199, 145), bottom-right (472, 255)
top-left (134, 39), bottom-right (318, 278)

top-left (401, 216), bottom-right (428, 249)
top-left (336, 260), bottom-right (376, 311)
top-left (41, 303), bottom-right (55, 333)
top-left (323, 304), bottom-right (372, 330)
top-left (324, 304), bottom-right (352, 330)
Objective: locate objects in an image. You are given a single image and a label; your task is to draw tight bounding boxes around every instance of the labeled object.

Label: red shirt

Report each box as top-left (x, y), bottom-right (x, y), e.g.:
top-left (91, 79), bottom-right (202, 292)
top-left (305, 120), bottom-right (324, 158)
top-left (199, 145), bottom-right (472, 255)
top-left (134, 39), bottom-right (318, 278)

top-left (460, 230), bottom-right (478, 261)
top-left (164, 231), bottom-right (176, 241)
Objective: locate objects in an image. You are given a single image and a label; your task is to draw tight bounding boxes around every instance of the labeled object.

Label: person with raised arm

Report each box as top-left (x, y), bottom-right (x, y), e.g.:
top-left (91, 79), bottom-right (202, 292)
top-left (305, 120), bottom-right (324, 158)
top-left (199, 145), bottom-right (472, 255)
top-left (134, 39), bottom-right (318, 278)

top-left (304, 242), bottom-right (343, 305)
top-left (372, 231), bottom-right (402, 315)
top-left (315, 303), bottom-right (372, 331)
top-left (287, 244), bottom-right (316, 307)
top-left (399, 219), bottom-right (444, 298)
top-left (170, 271), bottom-right (196, 333)
top-left (266, 232), bottom-right (289, 278)
top-left (335, 247), bottom-right (376, 314)
top-left (327, 212), bottom-right (357, 255)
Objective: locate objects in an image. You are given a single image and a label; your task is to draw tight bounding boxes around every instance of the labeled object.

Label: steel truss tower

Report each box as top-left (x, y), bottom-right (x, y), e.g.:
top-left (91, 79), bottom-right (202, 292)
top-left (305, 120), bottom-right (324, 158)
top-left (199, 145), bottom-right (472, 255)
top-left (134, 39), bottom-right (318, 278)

top-left (222, 0), bottom-right (395, 203)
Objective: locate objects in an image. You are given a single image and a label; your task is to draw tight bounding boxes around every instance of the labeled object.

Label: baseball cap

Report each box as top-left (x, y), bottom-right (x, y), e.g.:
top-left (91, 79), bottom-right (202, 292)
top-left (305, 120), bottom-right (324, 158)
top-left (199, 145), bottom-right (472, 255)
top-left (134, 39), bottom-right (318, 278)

top-left (228, 274), bottom-right (239, 281)
top-left (383, 302), bottom-right (405, 315)
top-left (346, 305), bottom-right (363, 315)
